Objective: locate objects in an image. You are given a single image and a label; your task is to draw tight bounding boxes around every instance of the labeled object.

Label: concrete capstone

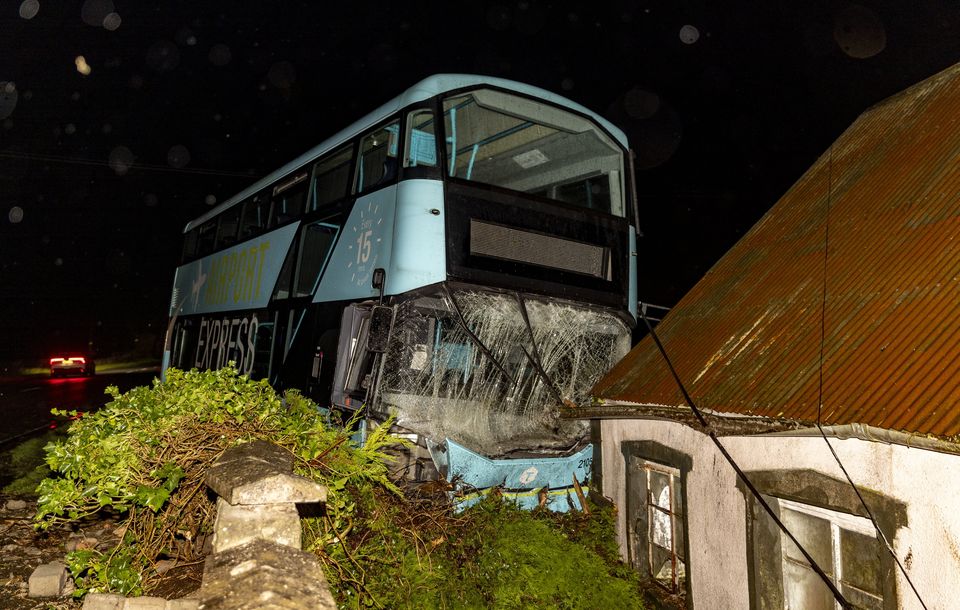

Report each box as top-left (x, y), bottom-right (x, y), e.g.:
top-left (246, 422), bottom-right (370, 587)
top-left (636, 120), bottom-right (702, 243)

top-left (27, 560), bottom-right (68, 598)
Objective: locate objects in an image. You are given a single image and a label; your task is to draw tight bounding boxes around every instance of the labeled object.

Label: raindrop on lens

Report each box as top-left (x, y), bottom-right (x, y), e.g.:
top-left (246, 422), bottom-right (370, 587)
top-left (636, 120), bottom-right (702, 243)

top-left (0, 82), bottom-right (18, 120)
top-left (145, 40), bottom-right (180, 72)
top-left (208, 44), bottom-right (232, 67)
top-left (267, 61), bottom-right (296, 89)
top-left (167, 144), bottom-right (191, 168)
top-left (624, 87), bottom-right (660, 119)
top-left (8, 206), bottom-right (24, 223)
top-left (834, 4), bottom-right (886, 58)
top-left (679, 24), bottom-right (700, 44)
top-left (81, 0), bottom-right (113, 27)
top-left (102, 12), bottom-right (121, 31)
top-left (108, 146), bottom-right (134, 175)
top-left (19, 0), bottom-right (39, 20)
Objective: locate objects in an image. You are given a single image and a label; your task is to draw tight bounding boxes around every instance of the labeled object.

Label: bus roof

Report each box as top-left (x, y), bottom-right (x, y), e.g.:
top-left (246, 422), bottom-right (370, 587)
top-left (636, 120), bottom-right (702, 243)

top-left (184, 74), bottom-right (630, 232)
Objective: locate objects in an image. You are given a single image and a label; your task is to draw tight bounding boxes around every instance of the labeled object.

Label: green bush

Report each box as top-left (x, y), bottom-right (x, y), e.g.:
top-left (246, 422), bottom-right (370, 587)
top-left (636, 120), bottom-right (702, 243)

top-left (33, 366), bottom-right (642, 608)
top-left (34, 366), bottom-right (399, 598)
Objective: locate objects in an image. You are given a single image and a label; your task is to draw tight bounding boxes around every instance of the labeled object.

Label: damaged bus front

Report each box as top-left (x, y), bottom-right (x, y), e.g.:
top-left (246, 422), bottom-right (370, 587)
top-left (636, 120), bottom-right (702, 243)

top-left (164, 75), bottom-right (637, 511)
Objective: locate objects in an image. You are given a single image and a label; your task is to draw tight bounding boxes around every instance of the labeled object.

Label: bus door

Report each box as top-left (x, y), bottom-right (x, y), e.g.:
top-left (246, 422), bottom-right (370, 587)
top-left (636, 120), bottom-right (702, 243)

top-left (331, 303), bottom-right (394, 410)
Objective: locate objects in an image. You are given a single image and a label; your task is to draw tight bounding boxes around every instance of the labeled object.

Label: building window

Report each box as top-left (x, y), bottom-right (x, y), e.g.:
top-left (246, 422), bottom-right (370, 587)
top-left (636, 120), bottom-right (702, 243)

top-left (642, 461), bottom-right (686, 593)
top-left (740, 469), bottom-right (904, 610)
top-left (775, 498), bottom-right (883, 610)
top-left (623, 441), bottom-right (691, 606)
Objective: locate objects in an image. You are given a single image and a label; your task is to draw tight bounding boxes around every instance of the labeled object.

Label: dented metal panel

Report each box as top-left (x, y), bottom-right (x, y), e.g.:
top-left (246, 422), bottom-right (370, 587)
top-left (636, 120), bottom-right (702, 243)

top-left (594, 62), bottom-right (960, 440)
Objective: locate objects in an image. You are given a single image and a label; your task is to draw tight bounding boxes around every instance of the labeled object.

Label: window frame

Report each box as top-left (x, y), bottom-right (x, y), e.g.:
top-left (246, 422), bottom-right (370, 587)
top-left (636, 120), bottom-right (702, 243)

top-left (353, 117), bottom-right (402, 195)
top-left (739, 469), bottom-right (906, 610)
top-left (776, 497), bottom-right (883, 610)
top-left (435, 85), bottom-right (629, 219)
top-left (622, 441), bottom-right (693, 608)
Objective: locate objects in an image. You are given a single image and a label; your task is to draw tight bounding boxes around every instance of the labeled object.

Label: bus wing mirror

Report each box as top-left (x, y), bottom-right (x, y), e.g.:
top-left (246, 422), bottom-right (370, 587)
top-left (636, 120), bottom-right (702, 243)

top-left (367, 305), bottom-right (394, 353)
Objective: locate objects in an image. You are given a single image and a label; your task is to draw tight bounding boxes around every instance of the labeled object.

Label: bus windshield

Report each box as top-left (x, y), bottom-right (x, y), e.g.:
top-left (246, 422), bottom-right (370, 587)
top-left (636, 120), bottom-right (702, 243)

top-left (443, 88), bottom-right (626, 216)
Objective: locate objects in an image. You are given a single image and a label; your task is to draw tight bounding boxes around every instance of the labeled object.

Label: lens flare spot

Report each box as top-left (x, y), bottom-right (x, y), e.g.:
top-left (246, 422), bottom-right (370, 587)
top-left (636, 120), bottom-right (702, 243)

top-left (679, 24), bottom-right (700, 44)
top-left (167, 144), bottom-right (191, 168)
top-left (834, 4), bottom-right (886, 59)
top-left (208, 44), bottom-right (232, 67)
top-left (102, 12), bottom-right (121, 31)
top-left (108, 146), bottom-right (134, 175)
top-left (75, 56), bottom-right (92, 76)
top-left (0, 82), bottom-right (18, 120)
top-left (81, 0), bottom-right (113, 27)
top-left (19, 0), bottom-right (39, 20)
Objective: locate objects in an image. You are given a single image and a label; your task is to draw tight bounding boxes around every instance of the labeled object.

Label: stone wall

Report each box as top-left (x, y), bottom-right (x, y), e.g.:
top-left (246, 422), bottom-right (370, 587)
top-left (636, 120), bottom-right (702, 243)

top-left (30, 440), bottom-right (336, 610)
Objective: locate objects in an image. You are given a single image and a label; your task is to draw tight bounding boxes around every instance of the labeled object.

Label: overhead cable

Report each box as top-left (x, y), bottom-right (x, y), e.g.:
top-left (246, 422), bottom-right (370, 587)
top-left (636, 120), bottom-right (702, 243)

top-left (815, 146), bottom-right (928, 610)
top-left (638, 307), bottom-right (851, 609)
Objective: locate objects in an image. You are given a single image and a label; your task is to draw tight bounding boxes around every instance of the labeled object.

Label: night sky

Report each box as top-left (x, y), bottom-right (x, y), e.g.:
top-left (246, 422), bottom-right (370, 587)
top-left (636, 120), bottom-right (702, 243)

top-left (1, 1), bottom-right (958, 363)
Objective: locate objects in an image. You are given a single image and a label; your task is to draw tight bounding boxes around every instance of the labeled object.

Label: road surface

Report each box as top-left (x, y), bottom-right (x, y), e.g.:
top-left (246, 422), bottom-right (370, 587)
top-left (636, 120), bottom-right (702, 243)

top-left (0, 369), bottom-right (159, 446)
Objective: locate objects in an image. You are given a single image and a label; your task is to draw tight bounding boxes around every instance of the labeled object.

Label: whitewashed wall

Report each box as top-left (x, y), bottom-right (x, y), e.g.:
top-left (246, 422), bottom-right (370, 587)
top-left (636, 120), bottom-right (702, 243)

top-left (600, 418), bottom-right (960, 609)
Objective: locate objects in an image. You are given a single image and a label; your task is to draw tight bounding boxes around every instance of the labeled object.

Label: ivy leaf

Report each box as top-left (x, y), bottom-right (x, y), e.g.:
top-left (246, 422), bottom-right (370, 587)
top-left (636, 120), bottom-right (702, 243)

top-left (134, 485), bottom-right (170, 513)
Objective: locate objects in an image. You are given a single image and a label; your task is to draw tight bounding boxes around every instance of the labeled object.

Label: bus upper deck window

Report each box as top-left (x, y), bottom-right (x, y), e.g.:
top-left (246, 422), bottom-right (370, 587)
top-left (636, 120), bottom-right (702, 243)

top-left (196, 220), bottom-right (217, 256)
top-left (312, 145), bottom-right (353, 211)
top-left (271, 172), bottom-right (309, 226)
top-left (356, 120), bottom-right (399, 193)
top-left (403, 110), bottom-right (437, 168)
top-left (239, 194), bottom-right (271, 239)
top-left (215, 205), bottom-right (241, 249)
top-left (442, 89), bottom-right (626, 217)
top-left (181, 228), bottom-right (199, 261)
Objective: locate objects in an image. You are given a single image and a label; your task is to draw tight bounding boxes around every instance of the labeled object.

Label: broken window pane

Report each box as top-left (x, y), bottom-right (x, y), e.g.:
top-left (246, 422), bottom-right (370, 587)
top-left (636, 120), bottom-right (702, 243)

top-left (641, 462), bottom-right (684, 592)
top-left (780, 507), bottom-right (833, 572)
top-left (783, 560), bottom-right (835, 610)
top-left (840, 529), bottom-right (883, 599)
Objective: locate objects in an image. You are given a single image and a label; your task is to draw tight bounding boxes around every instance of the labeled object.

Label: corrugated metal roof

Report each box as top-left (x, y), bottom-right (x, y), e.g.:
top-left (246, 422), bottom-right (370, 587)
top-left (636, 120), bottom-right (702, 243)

top-left (594, 62), bottom-right (960, 440)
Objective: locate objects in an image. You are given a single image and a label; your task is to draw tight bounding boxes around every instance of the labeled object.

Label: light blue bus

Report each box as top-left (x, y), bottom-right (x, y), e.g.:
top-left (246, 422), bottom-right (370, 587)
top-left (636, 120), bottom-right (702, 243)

top-left (164, 74), bottom-right (637, 501)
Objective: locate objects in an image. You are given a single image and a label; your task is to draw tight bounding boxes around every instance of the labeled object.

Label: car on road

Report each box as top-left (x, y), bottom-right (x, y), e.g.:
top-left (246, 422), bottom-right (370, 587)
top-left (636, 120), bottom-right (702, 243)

top-left (49, 355), bottom-right (95, 377)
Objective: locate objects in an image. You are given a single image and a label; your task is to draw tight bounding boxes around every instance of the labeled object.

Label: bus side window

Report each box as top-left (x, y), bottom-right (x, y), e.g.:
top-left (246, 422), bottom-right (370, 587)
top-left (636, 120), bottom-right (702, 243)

top-left (214, 205), bottom-right (241, 249)
top-left (403, 110), bottom-right (437, 168)
top-left (272, 172), bottom-right (309, 226)
top-left (196, 220), bottom-right (217, 257)
top-left (294, 222), bottom-right (339, 297)
top-left (356, 120), bottom-right (399, 193)
top-left (239, 193), bottom-right (271, 239)
top-left (181, 228), bottom-right (199, 261)
top-left (312, 145), bottom-right (353, 211)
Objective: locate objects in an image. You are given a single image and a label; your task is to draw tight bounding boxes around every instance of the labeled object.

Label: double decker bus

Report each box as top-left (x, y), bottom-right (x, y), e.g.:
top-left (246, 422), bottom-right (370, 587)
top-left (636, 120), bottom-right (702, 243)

top-left (164, 74), bottom-right (638, 501)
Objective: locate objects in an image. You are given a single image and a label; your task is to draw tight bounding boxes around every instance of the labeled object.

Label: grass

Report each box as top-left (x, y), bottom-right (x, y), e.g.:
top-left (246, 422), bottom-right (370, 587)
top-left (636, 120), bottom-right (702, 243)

top-left (1, 426), bottom-right (70, 495)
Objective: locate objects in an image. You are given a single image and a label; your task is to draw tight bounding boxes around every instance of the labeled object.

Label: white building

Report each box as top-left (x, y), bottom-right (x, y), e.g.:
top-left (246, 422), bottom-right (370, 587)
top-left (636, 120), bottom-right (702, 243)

top-left (578, 63), bottom-right (960, 609)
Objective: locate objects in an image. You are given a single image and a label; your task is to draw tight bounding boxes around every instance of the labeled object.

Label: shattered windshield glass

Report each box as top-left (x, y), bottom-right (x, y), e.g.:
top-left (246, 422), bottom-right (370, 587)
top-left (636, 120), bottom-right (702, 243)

top-left (377, 288), bottom-right (631, 454)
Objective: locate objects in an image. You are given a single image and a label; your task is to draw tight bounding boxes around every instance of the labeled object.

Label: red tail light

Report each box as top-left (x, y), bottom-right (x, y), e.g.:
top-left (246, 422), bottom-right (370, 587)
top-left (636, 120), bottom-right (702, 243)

top-left (50, 357), bottom-right (85, 364)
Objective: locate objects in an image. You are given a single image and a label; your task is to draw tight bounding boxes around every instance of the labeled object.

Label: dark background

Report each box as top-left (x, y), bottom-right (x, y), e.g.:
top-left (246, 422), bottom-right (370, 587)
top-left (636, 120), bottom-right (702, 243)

top-left (1, 1), bottom-right (958, 363)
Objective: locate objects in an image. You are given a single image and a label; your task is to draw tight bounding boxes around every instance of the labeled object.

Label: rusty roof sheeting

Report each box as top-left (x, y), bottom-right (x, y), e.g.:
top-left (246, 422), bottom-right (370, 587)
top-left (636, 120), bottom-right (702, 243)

top-left (595, 63), bottom-right (960, 440)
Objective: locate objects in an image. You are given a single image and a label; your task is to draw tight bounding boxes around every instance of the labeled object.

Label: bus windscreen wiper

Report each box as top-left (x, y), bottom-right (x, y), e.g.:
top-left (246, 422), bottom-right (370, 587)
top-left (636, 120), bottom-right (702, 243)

top-left (443, 284), bottom-right (516, 387)
top-left (516, 292), bottom-right (566, 406)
